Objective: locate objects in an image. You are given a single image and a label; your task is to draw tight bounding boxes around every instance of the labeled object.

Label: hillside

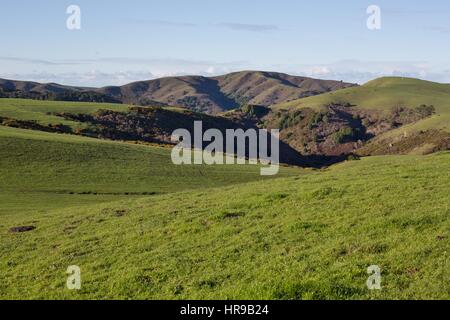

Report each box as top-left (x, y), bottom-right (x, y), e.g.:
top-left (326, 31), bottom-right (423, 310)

top-left (1, 147), bottom-right (448, 299)
top-left (263, 77), bottom-right (450, 156)
top-left (0, 98), bottom-right (129, 129)
top-left (0, 99), bottom-right (307, 166)
top-left (0, 82), bottom-right (448, 300)
top-left (1, 76), bottom-right (448, 161)
top-left (1, 94), bottom-right (448, 165)
top-left (0, 71), bottom-right (356, 114)
top-left (274, 77), bottom-right (450, 114)
top-left (0, 78), bottom-right (87, 93)
top-left (0, 126), bottom-right (300, 215)
top-left (0, 79), bottom-right (118, 103)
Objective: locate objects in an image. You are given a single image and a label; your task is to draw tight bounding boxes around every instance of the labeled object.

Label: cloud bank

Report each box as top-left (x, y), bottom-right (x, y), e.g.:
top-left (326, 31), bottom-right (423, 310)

top-left (1, 57), bottom-right (450, 87)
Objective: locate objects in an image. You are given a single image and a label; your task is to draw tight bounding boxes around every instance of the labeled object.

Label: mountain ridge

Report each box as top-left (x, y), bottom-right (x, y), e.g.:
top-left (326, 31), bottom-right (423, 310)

top-left (0, 71), bottom-right (356, 114)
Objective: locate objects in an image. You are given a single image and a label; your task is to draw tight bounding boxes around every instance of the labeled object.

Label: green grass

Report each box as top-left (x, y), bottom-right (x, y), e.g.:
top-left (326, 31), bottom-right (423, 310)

top-left (0, 126), bottom-right (300, 216)
top-left (275, 77), bottom-right (450, 126)
top-left (0, 148), bottom-right (448, 299)
top-left (0, 98), bottom-right (130, 129)
top-left (0, 95), bottom-right (448, 300)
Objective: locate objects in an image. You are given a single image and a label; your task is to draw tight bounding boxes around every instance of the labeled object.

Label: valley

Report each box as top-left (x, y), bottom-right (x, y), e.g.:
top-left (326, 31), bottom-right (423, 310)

top-left (0, 72), bottom-right (448, 300)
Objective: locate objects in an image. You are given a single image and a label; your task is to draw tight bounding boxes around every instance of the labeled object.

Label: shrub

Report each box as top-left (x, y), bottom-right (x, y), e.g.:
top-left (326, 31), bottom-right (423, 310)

top-left (308, 112), bottom-right (325, 129)
top-left (332, 127), bottom-right (356, 144)
top-left (242, 104), bottom-right (269, 118)
top-left (416, 104), bottom-right (435, 117)
top-left (277, 111), bottom-right (304, 129)
top-left (347, 154), bottom-right (360, 161)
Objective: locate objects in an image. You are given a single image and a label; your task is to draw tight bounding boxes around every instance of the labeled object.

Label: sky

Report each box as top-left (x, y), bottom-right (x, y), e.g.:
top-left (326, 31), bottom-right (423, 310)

top-left (1, 0), bottom-right (450, 86)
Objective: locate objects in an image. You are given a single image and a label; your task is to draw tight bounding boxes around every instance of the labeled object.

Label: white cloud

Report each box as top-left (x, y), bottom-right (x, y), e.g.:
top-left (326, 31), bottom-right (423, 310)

top-left (0, 56), bottom-right (249, 86)
top-left (2, 57), bottom-right (450, 87)
top-left (310, 66), bottom-right (331, 76)
top-left (270, 60), bottom-right (450, 84)
top-left (0, 71), bottom-right (155, 87)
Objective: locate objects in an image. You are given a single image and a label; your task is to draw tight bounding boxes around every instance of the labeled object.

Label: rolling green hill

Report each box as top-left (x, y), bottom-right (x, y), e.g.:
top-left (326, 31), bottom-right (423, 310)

top-left (0, 149), bottom-right (448, 299)
top-left (274, 77), bottom-right (450, 117)
top-left (0, 126), bottom-right (300, 215)
top-left (1, 77), bottom-right (449, 161)
top-left (0, 98), bottom-right (308, 166)
top-left (0, 91), bottom-right (448, 299)
top-left (0, 98), bottom-right (130, 130)
top-left (268, 77), bottom-right (450, 156)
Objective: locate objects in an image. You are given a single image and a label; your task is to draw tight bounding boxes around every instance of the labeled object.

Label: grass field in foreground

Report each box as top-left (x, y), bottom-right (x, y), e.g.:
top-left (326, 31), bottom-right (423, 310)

top-left (0, 126), bottom-right (301, 216)
top-left (0, 151), bottom-right (448, 299)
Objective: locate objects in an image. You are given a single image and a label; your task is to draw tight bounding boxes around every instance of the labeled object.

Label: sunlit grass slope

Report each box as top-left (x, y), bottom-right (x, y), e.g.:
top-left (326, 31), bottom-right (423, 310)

top-left (0, 151), bottom-right (448, 299)
top-left (0, 98), bottom-right (130, 129)
top-left (275, 77), bottom-right (450, 122)
top-left (0, 126), bottom-right (300, 215)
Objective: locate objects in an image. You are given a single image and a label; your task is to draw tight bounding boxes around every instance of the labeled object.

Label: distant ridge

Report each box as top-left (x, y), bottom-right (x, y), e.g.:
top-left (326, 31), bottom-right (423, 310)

top-left (0, 71), bottom-right (356, 114)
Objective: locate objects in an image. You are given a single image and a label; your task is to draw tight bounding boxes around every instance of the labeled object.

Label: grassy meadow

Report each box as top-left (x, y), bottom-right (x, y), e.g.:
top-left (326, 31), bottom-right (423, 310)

top-left (0, 125), bottom-right (299, 216)
top-left (0, 95), bottom-right (448, 300)
top-left (0, 98), bottom-right (129, 130)
top-left (0, 150), bottom-right (448, 299)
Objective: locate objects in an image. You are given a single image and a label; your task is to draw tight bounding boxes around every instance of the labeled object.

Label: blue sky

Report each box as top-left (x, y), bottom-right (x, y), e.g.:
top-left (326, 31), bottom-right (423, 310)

top-left (1, 0), bottom-right (450, 86)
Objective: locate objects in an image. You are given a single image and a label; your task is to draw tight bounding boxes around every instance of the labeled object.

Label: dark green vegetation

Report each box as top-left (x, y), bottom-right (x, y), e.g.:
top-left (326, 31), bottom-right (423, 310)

top-left (262, 102), bottom-right (447, 156)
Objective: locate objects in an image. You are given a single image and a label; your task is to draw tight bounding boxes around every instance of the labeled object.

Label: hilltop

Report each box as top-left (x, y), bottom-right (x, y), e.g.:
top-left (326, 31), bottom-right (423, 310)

top-left (274, 76), bottom-right (450, 114)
